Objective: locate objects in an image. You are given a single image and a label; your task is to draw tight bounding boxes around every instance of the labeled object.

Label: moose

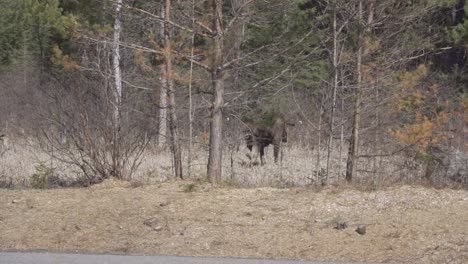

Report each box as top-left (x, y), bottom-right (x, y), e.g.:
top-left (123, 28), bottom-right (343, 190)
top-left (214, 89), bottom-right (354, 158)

top-left (243, 117), bottom-right (291, 166)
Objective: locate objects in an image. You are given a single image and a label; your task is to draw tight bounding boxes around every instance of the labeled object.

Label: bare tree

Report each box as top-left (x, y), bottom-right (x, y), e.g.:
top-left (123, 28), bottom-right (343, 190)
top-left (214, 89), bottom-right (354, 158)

top-left (325, 0), bottom-right (340, 184)
top-left (316, 102), bottom-right (323, 185)
top-left (163, 0), bottom-right (183, 179)
top-left (158, 6), bottom-right (168, 148)
top-left (112, 0), bottom-right (123, 178)
top-left (207, 0), bottom-right (225, 183)
top-left (345, 0), bottom-right (375, 183)
top-left (346, 0), bottom-right (363, 183)
top-left (187, 0), bottom-right (196, 178)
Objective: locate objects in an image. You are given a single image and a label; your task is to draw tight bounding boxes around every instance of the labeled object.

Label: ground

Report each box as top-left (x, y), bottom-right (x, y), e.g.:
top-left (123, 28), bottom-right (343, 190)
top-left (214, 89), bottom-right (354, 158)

top-left (0, 180), bottom-right (467, 263)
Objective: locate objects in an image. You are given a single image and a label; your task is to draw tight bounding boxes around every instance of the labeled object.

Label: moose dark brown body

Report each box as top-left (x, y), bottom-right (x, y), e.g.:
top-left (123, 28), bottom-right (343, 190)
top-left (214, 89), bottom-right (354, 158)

top-left (244, 117), bottom-right (288, 165)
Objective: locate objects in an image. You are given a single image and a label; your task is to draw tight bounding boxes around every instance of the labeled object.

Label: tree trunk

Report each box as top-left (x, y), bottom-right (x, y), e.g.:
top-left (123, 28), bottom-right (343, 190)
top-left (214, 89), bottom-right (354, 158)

top-left (326, 0), bottom-right (339, 184)
top-left (164, 0), bottom-right (183, 179)
top-left (158, 7), bottom-right (168, 148)
top-left (112, 0), bottom-right (123, 178)
top-left (345, 100), bottom-right (360, 183)
top-left (112, 0), bottom-right (122, 128)
top-left (231, 0), bottom-right (249, 89)
top-left (346, 0), bottom-right (363, 183)
top-left (372, 77), bottom-right (380, 184)
top-left (345, 0), bottom-right (375, 183)
top-left (187, 0), bottom-right (196, 178)
top-left (158, 71), bottom-right (168, 147)
top-left (316, 103), bottom-right (323, 185)
top-left (339, 97), bottom-right (344, 180)
top-left (207, 0), bottom-right (225, 184)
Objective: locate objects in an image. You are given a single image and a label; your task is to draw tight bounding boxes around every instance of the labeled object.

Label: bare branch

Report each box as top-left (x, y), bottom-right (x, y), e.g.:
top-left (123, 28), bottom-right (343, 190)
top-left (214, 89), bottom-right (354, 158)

top-left (225, 0), bottom-right (256, 34)
top-left (223, 44), bottom-right (268, 68)
top-left (124, 4), bottom-right (213, 38)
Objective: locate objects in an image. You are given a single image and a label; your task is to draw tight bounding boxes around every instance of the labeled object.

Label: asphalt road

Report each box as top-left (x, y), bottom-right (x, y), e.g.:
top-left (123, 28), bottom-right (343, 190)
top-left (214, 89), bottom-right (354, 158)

top-left (0, 252), bottom-right (375, 264)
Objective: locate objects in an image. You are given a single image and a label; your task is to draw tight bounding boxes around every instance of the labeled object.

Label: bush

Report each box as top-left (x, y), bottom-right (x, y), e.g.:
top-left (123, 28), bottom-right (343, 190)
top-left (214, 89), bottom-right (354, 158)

top-left (182, 183), bottom-right (197, 193)
top-left (31, 163), bottom-right (56, 189)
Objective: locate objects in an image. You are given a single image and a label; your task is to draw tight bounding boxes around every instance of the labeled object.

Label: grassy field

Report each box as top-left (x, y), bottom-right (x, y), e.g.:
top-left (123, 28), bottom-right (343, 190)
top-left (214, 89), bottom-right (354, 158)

top-left (1, 179), bottom-right (467, 263)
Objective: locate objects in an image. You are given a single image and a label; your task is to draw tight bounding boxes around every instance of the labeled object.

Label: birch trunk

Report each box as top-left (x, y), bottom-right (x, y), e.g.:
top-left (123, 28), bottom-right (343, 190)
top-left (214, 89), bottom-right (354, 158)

top-left (339, 97), bottom-right (344, 180)
top-left (158, 7), bottom-right (168, 147)
top-left (112, 0), bottom-right (122, 178)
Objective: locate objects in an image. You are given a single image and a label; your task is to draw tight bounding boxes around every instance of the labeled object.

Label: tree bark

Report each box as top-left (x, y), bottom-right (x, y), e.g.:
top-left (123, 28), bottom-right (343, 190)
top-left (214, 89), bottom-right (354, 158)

top-left (187, 0), bottom-right (196, 178)
top-left (112, 0), bottom-right (123, 178)
top-left (207, 0), bottom-right (225, 183)
top-left (326, 0), bottom-right (339, 184)
top-left (345, 0), bottom-right (375, 183)
top-left (164, 0), bottom-right (183, 179)
top-left (112, 0), bottom-right (122, 128)
top-left (231, 0), bottom-right (249, 89)
top-left (316, 103), bottom-right (323, 185)
top-left (339, 97), bottom-right (344, 180)
top-left (372, 77), bottom-right (380, 184)
top-left (158, 7), bottom-right (168, 148)
top-left (346, 0), bottom-right (363, 183)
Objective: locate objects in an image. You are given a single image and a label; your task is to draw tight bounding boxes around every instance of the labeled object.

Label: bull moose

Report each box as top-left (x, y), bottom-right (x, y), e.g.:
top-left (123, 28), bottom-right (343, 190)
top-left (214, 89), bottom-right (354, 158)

top-left (243, 117), bottom-right (292, 166)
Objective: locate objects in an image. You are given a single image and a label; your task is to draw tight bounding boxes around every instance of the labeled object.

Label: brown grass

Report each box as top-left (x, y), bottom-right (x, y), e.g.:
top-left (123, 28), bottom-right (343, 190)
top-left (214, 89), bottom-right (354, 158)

top-left (0, 139), bottom-right (452, 188)
top-left (1, 142), bottom-right (466, 262)
top-left (1, 180), bottom-right (467, 263)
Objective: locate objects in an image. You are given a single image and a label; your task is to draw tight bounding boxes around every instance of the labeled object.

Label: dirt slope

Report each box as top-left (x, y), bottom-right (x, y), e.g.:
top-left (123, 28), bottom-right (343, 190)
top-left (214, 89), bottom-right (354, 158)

top-left (1, 180), bottom-right (467, 263)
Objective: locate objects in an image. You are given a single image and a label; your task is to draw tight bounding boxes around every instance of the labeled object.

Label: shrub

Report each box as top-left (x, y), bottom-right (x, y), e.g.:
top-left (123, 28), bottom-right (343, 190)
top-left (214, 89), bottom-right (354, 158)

top-left (31, 163), bottom-right (56, 189)
top-left (182, 183), bottom-right (197, 193)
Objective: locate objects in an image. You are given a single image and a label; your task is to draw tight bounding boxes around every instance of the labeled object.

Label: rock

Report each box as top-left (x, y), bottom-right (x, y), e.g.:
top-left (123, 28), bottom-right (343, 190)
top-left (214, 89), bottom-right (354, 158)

top-left (356, 224), bottom-right (366, 235)
top-left (144, 218), bottom-right (163, 231)
top-left (12, 199), bottom-right (21, 204)
top-left (334, 221), bottom-right (348, 230)
top-left (144, 218), bottom-right (159, 226)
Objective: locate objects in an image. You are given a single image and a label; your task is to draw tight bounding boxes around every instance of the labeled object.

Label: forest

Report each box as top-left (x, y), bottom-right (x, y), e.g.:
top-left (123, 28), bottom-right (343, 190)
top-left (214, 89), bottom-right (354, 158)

top-left (0, 0), bottom-right (466, 188)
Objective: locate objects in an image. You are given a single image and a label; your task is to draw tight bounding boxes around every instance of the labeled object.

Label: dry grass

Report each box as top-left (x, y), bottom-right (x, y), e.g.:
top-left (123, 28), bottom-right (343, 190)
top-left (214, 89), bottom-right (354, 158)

top-left (0, 180), bottom-right (467, 263)
top-left (0, 139), bottom-right (454, 188)
top-left (0, 140), bottom-right (79, 187)
top-left (147, 143), bottom-right (445, 188)
top-left (0, 141), bottom-right (49, 187)
top-left (1, 141), bottom-right (466, 263)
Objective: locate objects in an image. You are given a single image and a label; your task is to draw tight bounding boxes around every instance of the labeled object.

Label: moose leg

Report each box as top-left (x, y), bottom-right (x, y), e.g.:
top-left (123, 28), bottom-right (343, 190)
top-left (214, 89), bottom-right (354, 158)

top-left (273, 143), bottom-right (280, 163)
top-left (245, 143), bottom-right (253, 161)
top-left (259, 146), bottom-right (266, 166)
top-left (250, 143), bottom-right (260, 166)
